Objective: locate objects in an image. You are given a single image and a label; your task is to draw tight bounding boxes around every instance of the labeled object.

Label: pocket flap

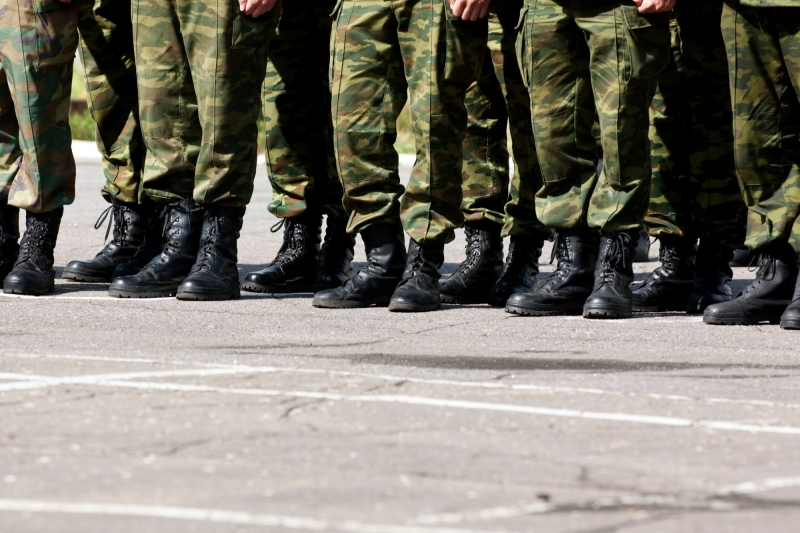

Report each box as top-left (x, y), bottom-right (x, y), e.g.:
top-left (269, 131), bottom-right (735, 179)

top-left (622, 6), bottom-right (671, 30)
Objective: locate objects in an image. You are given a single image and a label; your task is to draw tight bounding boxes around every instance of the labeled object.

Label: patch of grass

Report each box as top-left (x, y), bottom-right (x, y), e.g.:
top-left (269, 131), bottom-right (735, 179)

top-left (69, 109), bottom-right (95, 141)
top-left (394, 103), bottom-right (414, 155)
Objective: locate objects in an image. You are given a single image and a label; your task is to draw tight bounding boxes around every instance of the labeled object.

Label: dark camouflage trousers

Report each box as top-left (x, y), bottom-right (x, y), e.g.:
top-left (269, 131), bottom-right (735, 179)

top-left (645, 1), bottom-right (745, 250)
top-left (517, 0), bottom-right (670, 232)
top-left (461, 0), bottom-right (545, 238)
top-left (0, 0), bottom-right (77, 213)
top-left (722, 4), bottom-right (800, 254)
top-left (77, 0), bottom-right (145, 205)
top-left (264, 0), bottom-right (345, 220)
top-left (133, 0), bottom-right (280, 207)
top-left (330, 0), bottom-right (487, 244)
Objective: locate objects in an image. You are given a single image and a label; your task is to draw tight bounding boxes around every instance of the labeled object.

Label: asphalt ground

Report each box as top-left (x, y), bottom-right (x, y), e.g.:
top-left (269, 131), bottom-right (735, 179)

top-left (2, 146), bottom-right (800, 532)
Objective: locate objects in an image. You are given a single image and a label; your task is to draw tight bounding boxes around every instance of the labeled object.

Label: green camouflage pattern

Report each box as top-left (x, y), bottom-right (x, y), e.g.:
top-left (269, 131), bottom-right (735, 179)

top-left (517, 0), bottom-right (670, 232)
top-left (330, 0), bottom-right (487, 244)
top-left (263, 0), bottom-right (345, 220)
top-left (460, 0), bottom-right (545, 238)
top-left (133, 0), bottom-right (280, 207)
top-left (77, 0), bottom-right (146, 204)
top-left (0, 0), bottom-right (77, 213)
top-left (722, 3), bottom-right (800, 253)
top-left (645, 2), bottom-right (745, 250)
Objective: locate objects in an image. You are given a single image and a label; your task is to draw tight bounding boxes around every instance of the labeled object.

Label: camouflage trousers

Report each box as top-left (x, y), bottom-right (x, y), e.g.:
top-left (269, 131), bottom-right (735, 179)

top-left (133, 0), bottom-right (280, 207)
top-left (264, 0), bottom-right (345, 220)
top-left (330, 0), bottom-right (487, 244)
top-left (517, 0), bottom-right (670, 232)
top-left (0, 0), bottom-right (77, 213)
top-left (461, 0), bottom-right (545, 238)
top-left (645, 1), bottom-right (745, 250)
top-left (722, 4), bottom-right (800, 254)
top-left (78, 0), bottom-right (146, 205)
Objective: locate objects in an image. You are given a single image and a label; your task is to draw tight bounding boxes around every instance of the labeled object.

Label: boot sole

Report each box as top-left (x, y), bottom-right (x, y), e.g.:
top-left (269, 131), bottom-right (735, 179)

top-left (583, 308), bottom-right (633, 319)
top-left (704, 315), bottom-right (782, 326)
top-left (441, 293), bottom-right (490, 306)
top-left (312, 297), bottom-right (391, 309)
top-left (62, 272), bottom-right (111, 283)
top-left (781, 317), bottom-right (800, 330)
top-left (176, 288), bottom-right (241, 301)
top-left (3, 281), bottom-right (55, 296)
top-left (505, 303), bottom-right (584, 317)
top-left (109, 287), bottom-right (178, 298)
top-left (388, 301), bottom-right (441, 313)
top-left (242, 281), bottom-right (314, 294)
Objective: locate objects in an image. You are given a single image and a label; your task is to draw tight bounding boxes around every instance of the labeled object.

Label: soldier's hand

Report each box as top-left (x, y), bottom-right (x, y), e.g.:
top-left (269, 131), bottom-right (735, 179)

top-left (633, 0), bottom-right (676, 13)
top-left (239, 0), bottom-right (277, 18)
top-left (449, 0), bottom-right (490, 21)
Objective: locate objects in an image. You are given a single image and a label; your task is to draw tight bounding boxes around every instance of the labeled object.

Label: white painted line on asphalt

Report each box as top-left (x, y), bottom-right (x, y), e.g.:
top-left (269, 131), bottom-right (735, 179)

top-left (716, 476), bottom-right (800, 496)
top-left (0, 499), bottom-right (507, 533)
top-left (5, 353), bottom-right (800, 411)
top-left (411, 503), bottom-right (551, 525)
top-left (85, 379), bottom-right (800, 435)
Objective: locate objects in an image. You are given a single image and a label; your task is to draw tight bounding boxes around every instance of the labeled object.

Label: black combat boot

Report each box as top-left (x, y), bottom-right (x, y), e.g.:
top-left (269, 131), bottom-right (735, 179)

top-left (3, 208), bottom-right (63, 296)
top-left (63, 202), bottom-right (149, 282)
top-left (439, 224), bottom-right (504, 305)
top-left (704, 243), bottom-right (798, 325)
top-left (583, 230), bottom-right (637, 319)
top-left (632, 235), bottom-right (696, 312)
top-left (505, 227), bottom-right (598, 316)
top-left (108, 200), bottom-right (202, 298)
top-left (687, 240), bottom-right (735, 314)
top-left (0, 201), bottom-right (20, 285)
top-left (487, 234), bottom-right (544, 307)
top-left (242, 215), bottom-right (322, 293)
top-left (111, 204), bottom-right (167, 279)
top-left (389, 239), bottom-right (445, 312)
top-left (730, 248), bottom-right (755, 267)
top-left (177, 206), bottom-right (244, 301)
top-left (312, 223), bottom-right (405, 308)
top-left (780, 265), bottom-right (800, 330)
top-left (314, 215), bottom-right (356, 292)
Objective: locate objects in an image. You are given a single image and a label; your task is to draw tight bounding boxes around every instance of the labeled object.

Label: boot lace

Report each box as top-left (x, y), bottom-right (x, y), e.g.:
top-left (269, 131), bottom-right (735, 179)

top-left (406, 248), bottom-right (426, 278)
top-left (500, 238), bottom-right (533, 279)
top-left (94, 201), bottom-right (129, 245)
top-left (17, 218), bottom-right (49, 263)
top-left (270, 219), bottom-right (304, 266)
top-left (451, 226), bottom-right (482, 276)
top-left (597, 233), bottom-right (630, 286)
top-left (540, 233), bottom-right (569, 288)
top-left (193, 216), bottom-right (221, 272)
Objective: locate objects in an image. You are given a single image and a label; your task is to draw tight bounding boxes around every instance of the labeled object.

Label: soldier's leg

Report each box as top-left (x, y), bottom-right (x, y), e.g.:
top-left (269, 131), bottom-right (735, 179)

top-left (634, 19), bottom-right (698, 313)
top-left (678, 1), bottom-right (744, 313)
top-left (707, 4), bottom-right (800, 326)
top-left (0, 0), bottom-right (78, 296)
top-left (440, 23), bottom-right (507, 306)
top-left (111, 0), bottom-right (208, 299)
top-left (389, 0), bottom-right (487, 313)
top-left (0, 66), bottom-right (21, 282)
top-left (245, 0), bottom-right (355, 295)
top-left (312, 0), bottom-right (410, 310)
top-left (505, 1), bottom-right (601, 317)
top-left (63, 0), bottom-right (153, 283)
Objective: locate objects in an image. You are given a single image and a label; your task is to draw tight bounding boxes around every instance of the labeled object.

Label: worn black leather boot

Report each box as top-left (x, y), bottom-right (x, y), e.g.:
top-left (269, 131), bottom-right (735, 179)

top-left (108, 200), bottom-right (202, 298)
top-left (312, 223), bottom-right (406, 308)
top-left (314, 215), bottom-right (356, 292)
top-left (583, 230), bottom-right (638, 319)
top-left (242, 215), bottom-right (322, 293)
top-left (63, 202), bottom-right (149, 282)
top-left (487, 234), bottom-right (544, 307)
top-left (633, 229), bottom-right (651, 262)
top-left (632, 235), bottom-right (696, 312)
top-left (3, 207), bottom-right (63, 296)
top-left (730, 248), bottom-right (754, 267)
top-left (704, 243), bottom-right (798, 325)
top-left (505, 227), bottom-right (599, 316)
top-left (780, 264), bottom-right (800, 330)
top-left (389, 239), bottom-right (445, 312)
top-left (440, 224), bottom-right (503, 305)
top-left (687, 240), bottom-right (735, 314)
top-left (177, 206), bottom-right (244, 301)
top-left (111, 204), bottom-right (167, 279)
top-left (0, 201), bottom-right (20, 285)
